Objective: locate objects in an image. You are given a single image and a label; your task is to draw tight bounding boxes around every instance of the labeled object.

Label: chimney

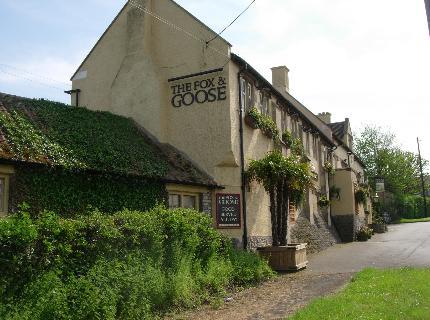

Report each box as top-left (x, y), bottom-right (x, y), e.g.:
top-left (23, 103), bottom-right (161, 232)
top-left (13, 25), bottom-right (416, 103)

top-left (271, 66), bottom-right (290, 93)
top-left (317, 112), bottom-right (332, 124)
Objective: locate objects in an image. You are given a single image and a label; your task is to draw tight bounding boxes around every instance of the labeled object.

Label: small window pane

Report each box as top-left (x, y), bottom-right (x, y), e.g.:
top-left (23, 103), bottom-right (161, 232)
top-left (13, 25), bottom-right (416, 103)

top-left (0, 178), bottom-right (4, 212)
top-left (169, 194), bottom-right (180, 209)
top-left (182, 195), bottom-right (197, 209)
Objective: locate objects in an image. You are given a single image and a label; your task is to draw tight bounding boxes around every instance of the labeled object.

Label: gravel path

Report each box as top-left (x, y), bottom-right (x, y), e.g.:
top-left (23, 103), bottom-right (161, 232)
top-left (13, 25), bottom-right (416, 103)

top-left (166, 224), bottom-right (428, 319)
top-left (165, 271), bottom-right (353, 320)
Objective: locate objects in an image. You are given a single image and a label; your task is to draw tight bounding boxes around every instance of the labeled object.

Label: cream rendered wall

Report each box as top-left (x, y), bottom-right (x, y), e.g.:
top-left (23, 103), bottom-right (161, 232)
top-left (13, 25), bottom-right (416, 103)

top-left (72, 0), bottom-right (230, 148)
top-left (71, 0), bottom-right (241, 240)
top-left (331, 169), bottom-right (355, 215)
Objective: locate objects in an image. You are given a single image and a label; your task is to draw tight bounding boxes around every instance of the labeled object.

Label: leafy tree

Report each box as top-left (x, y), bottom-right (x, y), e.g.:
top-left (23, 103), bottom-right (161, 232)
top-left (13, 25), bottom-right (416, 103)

top-left (246, 149), bottom-right (311, 246)
top-left (354, 125), bottom-right (427, 195)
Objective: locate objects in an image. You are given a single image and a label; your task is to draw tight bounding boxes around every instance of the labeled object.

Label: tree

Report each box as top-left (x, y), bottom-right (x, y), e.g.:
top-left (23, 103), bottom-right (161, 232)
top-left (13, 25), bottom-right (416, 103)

top-left (246, 150), bottom-right (311, 246)
top-left (354, 125), bottom-right (427, 195)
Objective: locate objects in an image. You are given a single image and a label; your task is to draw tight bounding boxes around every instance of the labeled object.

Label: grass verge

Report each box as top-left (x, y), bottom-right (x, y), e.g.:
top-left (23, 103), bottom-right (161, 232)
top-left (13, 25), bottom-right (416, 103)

top-left (399, 217), bottom-right (430, 223)
top-left (290, 268), bottom-right (430, 320)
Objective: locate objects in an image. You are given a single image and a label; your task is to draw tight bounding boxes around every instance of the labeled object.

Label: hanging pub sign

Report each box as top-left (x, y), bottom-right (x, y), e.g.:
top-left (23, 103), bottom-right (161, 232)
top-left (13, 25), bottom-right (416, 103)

top-left (375, 176), bottom-right (385, 192)
top-left (216, 193), bottom-right (241, 228)
top-left (168, 68), bottom-right (227, 108)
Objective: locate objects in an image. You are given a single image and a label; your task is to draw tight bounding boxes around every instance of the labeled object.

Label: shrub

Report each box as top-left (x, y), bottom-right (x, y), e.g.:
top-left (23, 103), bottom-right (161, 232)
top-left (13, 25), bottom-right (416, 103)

top-left (317, 195), bottom-right (330, 208)
top-left (229, 250), bottom-right (274, 286)
top-left (0, 206), bottom-right (274, 319)
top-left (356, 226), bottom-right (373, 241)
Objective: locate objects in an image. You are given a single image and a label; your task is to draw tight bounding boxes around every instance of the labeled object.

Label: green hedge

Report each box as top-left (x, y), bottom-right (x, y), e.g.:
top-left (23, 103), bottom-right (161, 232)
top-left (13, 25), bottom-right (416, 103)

top-left (10, 165), bottom-right (166, 216)
top-left (394, 194), bottom-right (430, 219)
top-left (0, 206), bottom-right (274, 320)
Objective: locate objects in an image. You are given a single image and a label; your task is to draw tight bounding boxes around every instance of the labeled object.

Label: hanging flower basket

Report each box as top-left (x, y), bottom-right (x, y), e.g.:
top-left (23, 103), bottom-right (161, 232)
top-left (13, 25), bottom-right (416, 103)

top-left (244, 112), bottom-right (259, 129)
top-left (318, 195), bottom-right (330, 208)
top-left (355, 189), bottom-right (367, 205)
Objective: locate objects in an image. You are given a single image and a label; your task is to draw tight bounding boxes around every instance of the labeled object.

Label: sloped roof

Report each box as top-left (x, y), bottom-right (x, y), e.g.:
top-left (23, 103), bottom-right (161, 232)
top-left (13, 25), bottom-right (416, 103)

top-left (0, 92), bottom-right (219, 188)
top-left (231, 53), bottom-right (335, 147)
top-left (328, 121), bottom-right (346, 140)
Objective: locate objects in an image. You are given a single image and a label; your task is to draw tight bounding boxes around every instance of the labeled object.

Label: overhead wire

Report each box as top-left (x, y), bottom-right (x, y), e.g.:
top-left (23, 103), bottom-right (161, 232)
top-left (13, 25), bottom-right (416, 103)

top-left (206, 0), bottom-right (256, 45)
top-left (1, 1), bottom-right (256, 94)
top-left (0, 63), bottom-right (71, 87)
top-left (128, 0), bottom-right (230, 59)
top-left (0, 67), bottom-right (70, 91)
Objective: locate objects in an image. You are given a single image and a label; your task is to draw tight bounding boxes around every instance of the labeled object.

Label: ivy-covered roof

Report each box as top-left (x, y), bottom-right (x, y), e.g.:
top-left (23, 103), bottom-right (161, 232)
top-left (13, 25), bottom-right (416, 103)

top-left (0, 92), bottom-right (219, 187)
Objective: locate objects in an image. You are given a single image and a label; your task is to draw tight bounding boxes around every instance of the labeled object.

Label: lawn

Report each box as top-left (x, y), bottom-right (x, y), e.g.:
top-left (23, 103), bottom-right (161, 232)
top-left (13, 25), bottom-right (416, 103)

top-left (399, 217), bottom-right (430, 223)
top-left (290, 268), bottom-right (430, 320)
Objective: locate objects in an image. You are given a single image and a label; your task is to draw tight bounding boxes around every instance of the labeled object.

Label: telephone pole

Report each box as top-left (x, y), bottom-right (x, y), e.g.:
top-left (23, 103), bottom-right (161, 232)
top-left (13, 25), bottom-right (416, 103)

top-left (426, 0), bottom-right (430, 35)
top-left (417, 138), bottom-right (428, 217)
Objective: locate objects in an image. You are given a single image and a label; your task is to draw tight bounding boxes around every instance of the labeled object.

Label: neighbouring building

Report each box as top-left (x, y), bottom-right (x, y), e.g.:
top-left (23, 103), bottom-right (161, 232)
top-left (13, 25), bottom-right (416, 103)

top-left (318, 114), bottom-right (372, 241)
top-left (68, 0), bottom-right (370, 247)
top-left (0, 92), bottom-right (220, 217)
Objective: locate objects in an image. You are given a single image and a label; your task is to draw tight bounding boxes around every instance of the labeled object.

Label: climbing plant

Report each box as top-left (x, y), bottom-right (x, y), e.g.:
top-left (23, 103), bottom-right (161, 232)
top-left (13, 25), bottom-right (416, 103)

top-left (0, 97), bottom-right (171, 216)
top-left (0, 98), bottom-right (168, 177)
top-left (246, 150), bottom-right (312, 246)
top-left (246, 107), bottom-right (279, 140)
top-left (11, 165), bottom-right (167, 216)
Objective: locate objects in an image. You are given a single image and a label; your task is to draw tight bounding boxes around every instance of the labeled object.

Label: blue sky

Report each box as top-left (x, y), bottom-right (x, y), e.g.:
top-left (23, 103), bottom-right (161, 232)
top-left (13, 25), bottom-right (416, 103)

top-left (1, 0), bottom-right (430, 161)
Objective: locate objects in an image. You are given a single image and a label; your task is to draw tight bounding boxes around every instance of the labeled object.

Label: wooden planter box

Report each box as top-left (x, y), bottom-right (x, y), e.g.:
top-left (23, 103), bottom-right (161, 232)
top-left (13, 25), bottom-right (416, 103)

top-left (372, 223), bottom-right (387, 233)
top-left (257, 243), bottom-right (308, 271)
top-left (244, 114), bottom-right (259, 129)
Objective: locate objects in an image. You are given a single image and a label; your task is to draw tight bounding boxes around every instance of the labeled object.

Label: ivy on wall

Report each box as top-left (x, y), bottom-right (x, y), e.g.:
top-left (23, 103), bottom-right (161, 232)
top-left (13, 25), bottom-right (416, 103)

top-left (10, 165), bottom-right (167, 217)
top-left (0, 97), bottom-right (172, 216)
top-left (0, 98), bottom-right (168, 177)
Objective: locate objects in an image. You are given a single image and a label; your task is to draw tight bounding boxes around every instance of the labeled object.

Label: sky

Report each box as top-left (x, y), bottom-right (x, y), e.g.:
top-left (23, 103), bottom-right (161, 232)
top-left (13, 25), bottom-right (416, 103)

top-left (1, 0), bottom-right (430, 161)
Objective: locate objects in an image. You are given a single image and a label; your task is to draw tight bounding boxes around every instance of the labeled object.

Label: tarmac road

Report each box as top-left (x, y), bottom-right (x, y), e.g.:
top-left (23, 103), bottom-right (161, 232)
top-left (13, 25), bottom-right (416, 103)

top-left (308, 222), bottom-right (430, 274)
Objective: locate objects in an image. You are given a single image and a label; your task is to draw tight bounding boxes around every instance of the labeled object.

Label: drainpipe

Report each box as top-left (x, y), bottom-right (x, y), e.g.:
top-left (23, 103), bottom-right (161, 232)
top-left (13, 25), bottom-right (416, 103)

top-left (238, 65), bottom-right (248, 250)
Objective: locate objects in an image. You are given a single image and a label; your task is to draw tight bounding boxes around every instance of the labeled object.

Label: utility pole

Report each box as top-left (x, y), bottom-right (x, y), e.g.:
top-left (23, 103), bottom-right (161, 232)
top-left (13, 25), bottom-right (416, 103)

top-left (417, 138), bottom-right (428, 217)
top-left (425, 0), bottom-right (430, 36)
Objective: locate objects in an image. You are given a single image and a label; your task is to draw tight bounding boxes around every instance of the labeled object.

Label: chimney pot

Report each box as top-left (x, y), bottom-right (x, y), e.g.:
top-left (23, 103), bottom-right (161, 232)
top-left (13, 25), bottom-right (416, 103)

top-left (317, 112), bottom-right (332, 124)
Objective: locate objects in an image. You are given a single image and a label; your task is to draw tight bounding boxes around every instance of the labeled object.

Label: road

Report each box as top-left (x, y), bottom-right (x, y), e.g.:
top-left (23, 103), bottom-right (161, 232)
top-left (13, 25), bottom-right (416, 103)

top-left (308, 222), bottom-right (430, 274)
top-left (167, 222), bottom-right (430, 319)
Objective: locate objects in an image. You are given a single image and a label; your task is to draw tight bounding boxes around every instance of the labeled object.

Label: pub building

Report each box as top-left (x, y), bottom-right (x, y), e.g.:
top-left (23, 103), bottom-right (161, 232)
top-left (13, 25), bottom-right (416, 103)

top-left (70, 0), bottom-right (371, 248)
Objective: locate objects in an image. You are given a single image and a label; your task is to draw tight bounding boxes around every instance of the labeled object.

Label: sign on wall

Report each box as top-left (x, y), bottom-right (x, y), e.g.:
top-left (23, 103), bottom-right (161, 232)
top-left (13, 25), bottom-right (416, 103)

top-left (216, 193), bottom-right (241, 228)
top-left (375, 177), bottom-right (385, 192)
top-left (169, 72), bottom-right (227, 108)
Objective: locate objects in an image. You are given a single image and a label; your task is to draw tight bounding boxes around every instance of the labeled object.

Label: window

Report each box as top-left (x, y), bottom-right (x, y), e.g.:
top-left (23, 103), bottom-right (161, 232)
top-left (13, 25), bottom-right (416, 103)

top-left (182, 195), bottom-right (197, 209)
top-left (240, 77), bottom-right (254, 111)
top-left (271, 101), bottom-right (277, 122)
top-left (168, 194), bottom-right (181, 208)
top-left (0, 171), bottom-right (11, 217)
top-left (306, 133), bottom-right (310, 155)
top-left (260, 93), bottom-right (269, 116)
top-left (281, 110), bottom-right (287, 133)
top-left (240, 78), bottom-right (246, 109)
top-left (168, 192), bottom-right (198, 210)
top-left (246, 83), bottom-right (253, 110)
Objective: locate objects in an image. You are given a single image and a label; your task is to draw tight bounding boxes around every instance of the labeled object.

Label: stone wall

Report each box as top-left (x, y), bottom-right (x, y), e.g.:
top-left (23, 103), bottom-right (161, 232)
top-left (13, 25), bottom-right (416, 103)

top-left (201, 192), bottom-right (212, 214)
top-left (290, 211), bottom-right (340, 254)
top-left (247, 236), bottom-right (272, 251)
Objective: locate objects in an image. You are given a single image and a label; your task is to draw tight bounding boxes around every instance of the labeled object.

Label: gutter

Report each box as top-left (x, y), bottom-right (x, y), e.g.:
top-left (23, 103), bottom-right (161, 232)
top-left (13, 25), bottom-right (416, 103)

top-left (231, 53), bottom-right (335, 147)
top-left (238, 65), bottom-right (248, 250)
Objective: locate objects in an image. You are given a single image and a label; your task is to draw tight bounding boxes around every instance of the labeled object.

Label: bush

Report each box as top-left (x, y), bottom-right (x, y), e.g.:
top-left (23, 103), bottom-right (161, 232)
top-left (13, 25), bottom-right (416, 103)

top-left (0, 206), bottom-right (274, 319)
top-left (356, 226), bottom-right (373, 241)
